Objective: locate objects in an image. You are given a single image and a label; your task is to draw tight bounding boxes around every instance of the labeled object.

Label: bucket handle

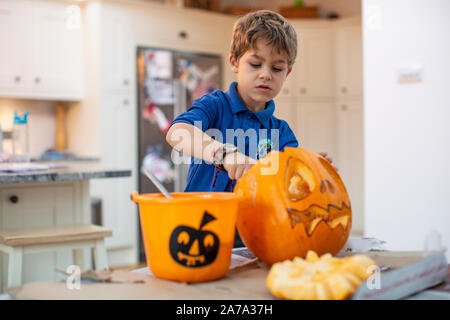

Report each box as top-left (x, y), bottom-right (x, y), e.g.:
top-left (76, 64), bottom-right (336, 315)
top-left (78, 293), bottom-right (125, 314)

top-left (130, 191), bottom-right (139, 203)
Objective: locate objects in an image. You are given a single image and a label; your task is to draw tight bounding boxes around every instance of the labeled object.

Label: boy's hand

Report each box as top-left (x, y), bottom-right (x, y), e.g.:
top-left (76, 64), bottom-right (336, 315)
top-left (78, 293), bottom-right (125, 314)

top-left (318, 152), bottom-right (339, 171)
top-left (319, 151), bottom-right (333, 163)
top-left (223, 152), bottom-right (257, 180)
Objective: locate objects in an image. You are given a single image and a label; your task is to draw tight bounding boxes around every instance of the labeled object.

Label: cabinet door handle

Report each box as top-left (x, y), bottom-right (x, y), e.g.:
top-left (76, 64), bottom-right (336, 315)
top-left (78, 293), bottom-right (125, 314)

top-left (123, 99), bottom-right (129, 106)
top-left (341, 87), bottom-right (347, 94)
top-left (123, 79), bottom-right (129, 86)
top-left (300, 88), bottom-right (307, 94)
top-left (341, 104), bottom-right (348, 111)
top-left (15, 76), bottom-right (21, 83)
top-left (9, 195), bottom-right (19, 204)
top-left (178, 31), bottom-right (188, 39)
top-left (35, 77), bottom-right (41, 84)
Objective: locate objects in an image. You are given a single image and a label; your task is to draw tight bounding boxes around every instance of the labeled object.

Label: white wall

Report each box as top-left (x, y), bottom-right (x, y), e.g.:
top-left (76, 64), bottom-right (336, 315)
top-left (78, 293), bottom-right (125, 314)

top-left (363, 0), bottom-right (450, 256)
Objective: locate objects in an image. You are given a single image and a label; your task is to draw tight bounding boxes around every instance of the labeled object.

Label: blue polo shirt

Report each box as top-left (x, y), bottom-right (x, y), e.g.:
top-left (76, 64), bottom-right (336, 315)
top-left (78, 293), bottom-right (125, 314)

top-left (169, 81), bottom-right (298, 192)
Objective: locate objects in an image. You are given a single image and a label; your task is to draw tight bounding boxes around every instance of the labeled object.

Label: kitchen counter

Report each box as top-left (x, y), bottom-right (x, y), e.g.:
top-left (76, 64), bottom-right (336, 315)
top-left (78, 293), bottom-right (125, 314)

top-left (31, 156), bottom-right (101, 163)
top-left (0, 163), bottom-right (133, 291)
top-left (0, 163), bottom-right (131, 184)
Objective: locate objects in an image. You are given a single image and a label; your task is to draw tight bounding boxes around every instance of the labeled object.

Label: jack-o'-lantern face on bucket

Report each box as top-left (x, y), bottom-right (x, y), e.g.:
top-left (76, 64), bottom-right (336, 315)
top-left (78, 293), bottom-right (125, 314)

top-left (235, 147), bottom-right (352, 265)
top-left (131, 191), bottom-right (239, 283)
top-left (169, 211), bottom-right (220, 267)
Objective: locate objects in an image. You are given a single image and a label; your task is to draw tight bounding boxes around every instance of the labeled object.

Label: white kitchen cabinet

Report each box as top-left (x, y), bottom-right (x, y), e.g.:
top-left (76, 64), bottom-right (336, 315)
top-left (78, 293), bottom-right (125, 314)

top-left (296, 102), bottom-right (336, 157)
top-left (100, 4), bottom-right (134, 94)
top-left (294, 26), bottom-right (334, 99)
top-left (334, 18), bottom-right (364, 233)
top-left (79, 1), bottom-right (141, 266)
top-left (280, 23), bottom-right (334, 100)
top-left (151, 9), bottom-right (225, 49)
top-left (275, 22), bottom-right (336, 154)
top-left (30, 0), bottom-right (83, 100)
top-left (274, 98), bottom-right (336, 156)
top-left (0, 0), bottom-right (83, 100)
top-left (87, 1), bottom-right (138, 262)
top-left (335, 19), bottom-right (363, 98)
top-left (0, 0), bottom-right (29, 94)
top-left (277, 69), bottom-right (296, 100)
top-left (274, 96), bottom-right (298, 137)
top-left (335, 100), bottom-right (364, 233)
top-left (90, 93), bottom-right (138, 253)
top-left (277, 17), bottom-right (363, 235)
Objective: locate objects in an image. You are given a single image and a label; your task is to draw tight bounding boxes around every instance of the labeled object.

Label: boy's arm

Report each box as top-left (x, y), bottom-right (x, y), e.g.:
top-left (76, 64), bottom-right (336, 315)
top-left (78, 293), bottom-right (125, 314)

top-left (166, 122), bottom-right (222, 163)
top-left (166, 122), bottom-right (256, 180)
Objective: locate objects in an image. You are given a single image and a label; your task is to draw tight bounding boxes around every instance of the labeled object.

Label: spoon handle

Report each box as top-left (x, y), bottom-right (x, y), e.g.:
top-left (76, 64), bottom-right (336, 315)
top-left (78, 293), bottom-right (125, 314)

top-left (142, 168), bottom-right (173, 199)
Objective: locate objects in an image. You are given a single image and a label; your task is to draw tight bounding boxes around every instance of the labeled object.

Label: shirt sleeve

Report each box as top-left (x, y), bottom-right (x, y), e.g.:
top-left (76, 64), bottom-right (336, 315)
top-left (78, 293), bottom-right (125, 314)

top-left (279, 120), bottom-right (299, 151)
top-left (169, 94), bottom-right (220, 132)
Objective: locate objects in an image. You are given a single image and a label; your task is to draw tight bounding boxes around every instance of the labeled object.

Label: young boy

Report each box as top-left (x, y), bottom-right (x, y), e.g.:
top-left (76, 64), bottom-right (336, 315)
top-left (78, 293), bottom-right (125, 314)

top-left (166, 10), bottom-right (331, 245)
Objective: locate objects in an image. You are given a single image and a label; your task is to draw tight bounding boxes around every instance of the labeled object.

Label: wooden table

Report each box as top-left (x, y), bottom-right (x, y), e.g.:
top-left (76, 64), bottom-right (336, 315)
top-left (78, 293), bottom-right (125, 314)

top-left (4, 248), bottom-right (450, 300)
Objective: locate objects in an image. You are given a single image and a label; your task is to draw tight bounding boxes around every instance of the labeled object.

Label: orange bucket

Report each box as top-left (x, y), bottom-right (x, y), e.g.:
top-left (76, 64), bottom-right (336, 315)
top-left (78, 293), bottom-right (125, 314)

top-left (131, 191), bottom-right (241, 283)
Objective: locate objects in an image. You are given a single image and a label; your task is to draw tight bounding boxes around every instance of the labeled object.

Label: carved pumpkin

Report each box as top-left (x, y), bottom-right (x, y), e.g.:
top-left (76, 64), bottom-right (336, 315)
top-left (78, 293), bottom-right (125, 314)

top-left (235, 147), bottom-right (352, 265)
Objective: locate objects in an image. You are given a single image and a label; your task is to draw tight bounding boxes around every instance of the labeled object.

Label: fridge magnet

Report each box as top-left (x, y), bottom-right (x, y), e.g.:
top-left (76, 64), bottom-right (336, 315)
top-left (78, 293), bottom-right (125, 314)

top-left (178, 59), bottom-right (219, 94)
top-left (145, 50), bottom-right (173, 80)
top-left (144, 49), bottom-right (175, 104)
top-left (142, 102), bottom-right (171, 133)
top-left (141, 145), bottom-right (174, 183)
top-left (192, 80), bottom-right (217, 101)
top-left (144, 78), bottom-right (174, 105)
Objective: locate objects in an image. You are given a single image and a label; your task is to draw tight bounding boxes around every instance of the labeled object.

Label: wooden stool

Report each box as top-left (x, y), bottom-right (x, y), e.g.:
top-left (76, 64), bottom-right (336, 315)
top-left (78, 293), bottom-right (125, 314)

top-left (0, 224), bottom-right (112, 288)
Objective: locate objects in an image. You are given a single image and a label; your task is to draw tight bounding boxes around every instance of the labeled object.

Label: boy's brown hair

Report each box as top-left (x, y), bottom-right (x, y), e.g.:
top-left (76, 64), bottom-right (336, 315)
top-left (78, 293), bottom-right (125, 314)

top-left (230, 10), bottom-right (298, 69)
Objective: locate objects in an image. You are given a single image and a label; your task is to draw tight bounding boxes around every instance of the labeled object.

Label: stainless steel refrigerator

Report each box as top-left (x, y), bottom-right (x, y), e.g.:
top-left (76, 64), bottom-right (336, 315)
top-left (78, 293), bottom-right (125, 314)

top-left (136, 47), bottom-right (222, 261)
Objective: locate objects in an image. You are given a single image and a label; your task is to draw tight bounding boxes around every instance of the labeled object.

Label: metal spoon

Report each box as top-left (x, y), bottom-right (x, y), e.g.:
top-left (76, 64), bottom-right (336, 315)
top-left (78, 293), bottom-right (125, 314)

top-left (141, 168), bottom-right (172, 199)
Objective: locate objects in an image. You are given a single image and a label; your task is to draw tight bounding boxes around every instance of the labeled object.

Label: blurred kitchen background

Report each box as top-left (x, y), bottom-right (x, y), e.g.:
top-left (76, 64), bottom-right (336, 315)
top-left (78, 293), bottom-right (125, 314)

top-left (0, 0), bottom-right (449, 267)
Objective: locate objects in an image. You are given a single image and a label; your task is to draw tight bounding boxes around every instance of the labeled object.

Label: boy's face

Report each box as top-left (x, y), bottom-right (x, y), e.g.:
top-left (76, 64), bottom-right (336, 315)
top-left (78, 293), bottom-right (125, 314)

top-left (229, 39), bottom-right (292, 112)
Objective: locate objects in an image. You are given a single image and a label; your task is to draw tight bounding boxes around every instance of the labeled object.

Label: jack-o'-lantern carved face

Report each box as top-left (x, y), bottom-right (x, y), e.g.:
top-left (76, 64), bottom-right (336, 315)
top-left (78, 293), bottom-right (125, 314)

top-left (235, 147), bottom-right (352, 265)
top-left (169, 211), bottom-right (220, 267)
top-left (284, 155), bottom-right (351, 236)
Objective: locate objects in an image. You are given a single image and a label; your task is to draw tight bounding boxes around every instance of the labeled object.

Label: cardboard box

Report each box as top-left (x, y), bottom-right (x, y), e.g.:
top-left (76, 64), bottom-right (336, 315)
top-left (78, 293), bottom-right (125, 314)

top-left (7, 249), bottom-right (448, 300)
top-left (279, 6), bottom-right (319, 19)
top-left (224, 6), bottom-right (264, 16)
top-left (184, 0), bottom-right (220, 12)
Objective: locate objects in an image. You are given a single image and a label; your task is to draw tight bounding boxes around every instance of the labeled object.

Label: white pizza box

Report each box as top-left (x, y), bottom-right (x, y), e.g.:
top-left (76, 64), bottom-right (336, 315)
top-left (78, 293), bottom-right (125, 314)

top-left (348, 249), bottom-right (448, 300)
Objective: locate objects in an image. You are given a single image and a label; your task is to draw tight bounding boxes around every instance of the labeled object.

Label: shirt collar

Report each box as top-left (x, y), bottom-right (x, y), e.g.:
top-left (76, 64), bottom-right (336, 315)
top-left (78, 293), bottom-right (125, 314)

top-left (226, 82), bottom-right (275, 127)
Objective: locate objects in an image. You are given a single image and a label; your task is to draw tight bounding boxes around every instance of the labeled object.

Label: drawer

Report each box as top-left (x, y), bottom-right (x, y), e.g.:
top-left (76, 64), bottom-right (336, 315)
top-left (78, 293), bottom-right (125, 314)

top-left (0, 184), bottom-right (75, 230)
